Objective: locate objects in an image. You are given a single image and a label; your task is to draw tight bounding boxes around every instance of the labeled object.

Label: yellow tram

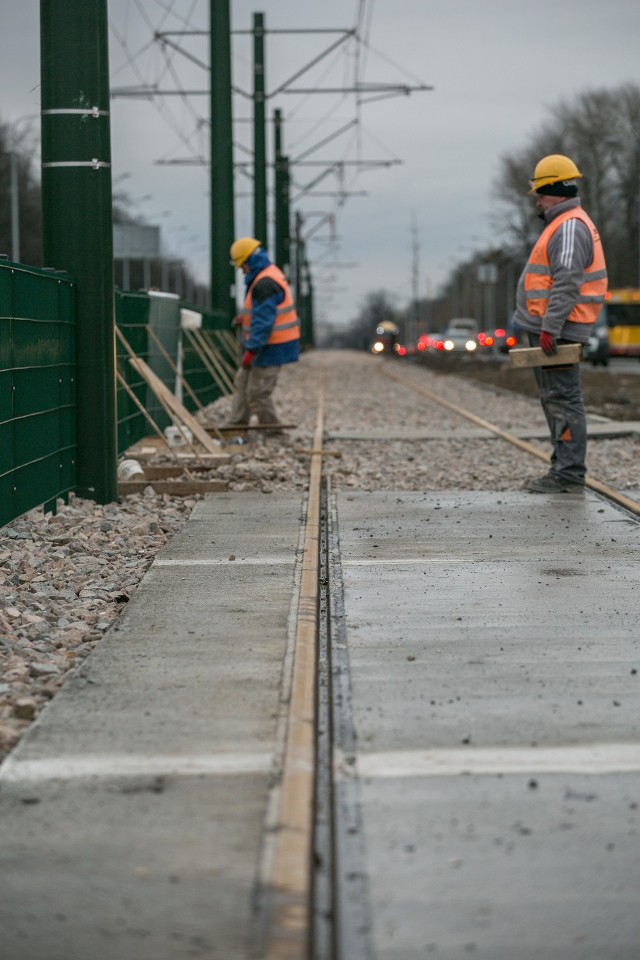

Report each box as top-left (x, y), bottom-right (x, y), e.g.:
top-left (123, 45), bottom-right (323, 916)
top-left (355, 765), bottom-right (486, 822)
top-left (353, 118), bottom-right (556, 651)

top-left (605, 288), bottom-right (640, 358)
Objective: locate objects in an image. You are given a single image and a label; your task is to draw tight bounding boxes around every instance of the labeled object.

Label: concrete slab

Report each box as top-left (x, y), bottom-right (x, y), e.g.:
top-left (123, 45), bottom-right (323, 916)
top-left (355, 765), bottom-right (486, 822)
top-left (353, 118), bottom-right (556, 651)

top-left (0, 493), bottom-right (303, 960)
top-left (333, 490), bottom-right (640, 959)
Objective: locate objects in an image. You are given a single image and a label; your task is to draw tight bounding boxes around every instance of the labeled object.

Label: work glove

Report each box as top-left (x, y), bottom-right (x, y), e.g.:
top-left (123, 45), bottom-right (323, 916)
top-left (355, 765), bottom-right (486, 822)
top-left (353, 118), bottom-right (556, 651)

top-left (539, 331), bottom-right (557, 356)
top-left (241, 349), bottom-right (256, 369)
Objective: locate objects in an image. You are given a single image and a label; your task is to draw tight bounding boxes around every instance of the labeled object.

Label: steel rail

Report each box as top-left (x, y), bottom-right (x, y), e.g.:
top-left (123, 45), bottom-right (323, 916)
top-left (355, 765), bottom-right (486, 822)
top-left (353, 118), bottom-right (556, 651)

top-left (381, 364), bottom-right (640, 518)
top-left (264, 367), bottom-right (326, 959)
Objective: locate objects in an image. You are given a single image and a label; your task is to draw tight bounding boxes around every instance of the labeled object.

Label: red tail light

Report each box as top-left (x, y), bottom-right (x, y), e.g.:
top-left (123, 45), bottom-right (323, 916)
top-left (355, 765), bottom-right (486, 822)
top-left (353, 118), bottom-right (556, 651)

top-left (506, 336), bottom-right (517, 348)
top-left (485, 336), bottom-right (494, 347)
top-left (494, 328), bottom-right (506, 338)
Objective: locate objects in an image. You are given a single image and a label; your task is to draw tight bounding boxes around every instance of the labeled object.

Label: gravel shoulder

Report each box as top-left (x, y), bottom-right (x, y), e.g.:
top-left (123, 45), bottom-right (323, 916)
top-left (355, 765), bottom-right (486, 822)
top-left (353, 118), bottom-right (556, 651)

top-left (2, 349), bottom-right (639, 759)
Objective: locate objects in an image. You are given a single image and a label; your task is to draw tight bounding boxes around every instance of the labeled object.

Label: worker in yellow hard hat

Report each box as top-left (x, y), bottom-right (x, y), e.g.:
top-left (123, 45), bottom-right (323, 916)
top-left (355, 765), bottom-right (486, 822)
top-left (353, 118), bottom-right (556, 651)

top-left (223, 238), bottom-right (300, 430)
top-left (229, 236), bottom-right (261, 269)
top-left (513, 154), bottom-right (608, 493)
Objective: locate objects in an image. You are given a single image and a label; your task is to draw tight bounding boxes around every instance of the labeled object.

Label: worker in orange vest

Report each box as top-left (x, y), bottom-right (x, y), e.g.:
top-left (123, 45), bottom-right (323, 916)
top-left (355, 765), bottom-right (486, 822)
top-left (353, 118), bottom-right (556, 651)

top-left (514, 154), bottom-right (607, 493)
top-left (224, 237), bottom-right (300, 430)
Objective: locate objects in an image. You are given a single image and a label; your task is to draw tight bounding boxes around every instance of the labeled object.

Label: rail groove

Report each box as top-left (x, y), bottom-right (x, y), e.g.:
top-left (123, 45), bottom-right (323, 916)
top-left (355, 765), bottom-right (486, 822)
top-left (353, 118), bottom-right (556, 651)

top-left (264, 368), bottom-right (326, 959)
top-left (381, 363), bottom-right (640, 517)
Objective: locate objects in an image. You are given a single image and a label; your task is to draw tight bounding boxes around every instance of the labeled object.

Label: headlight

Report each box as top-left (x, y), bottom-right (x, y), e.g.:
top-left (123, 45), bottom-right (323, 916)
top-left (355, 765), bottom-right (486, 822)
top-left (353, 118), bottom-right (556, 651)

top-left (465, 340), bottom-right (477, 351)
top-left (444, 340), bottom-right (455, 351)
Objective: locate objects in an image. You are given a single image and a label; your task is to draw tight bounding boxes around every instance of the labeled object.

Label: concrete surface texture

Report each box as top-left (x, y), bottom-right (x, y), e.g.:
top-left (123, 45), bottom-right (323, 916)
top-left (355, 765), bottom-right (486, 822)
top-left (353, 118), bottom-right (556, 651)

top-left (333, 489), bottom-right (640, 959)
top-left (0, 494), bottom-right (303, 960)
top-left (1, 487), bottom-right (639, 959)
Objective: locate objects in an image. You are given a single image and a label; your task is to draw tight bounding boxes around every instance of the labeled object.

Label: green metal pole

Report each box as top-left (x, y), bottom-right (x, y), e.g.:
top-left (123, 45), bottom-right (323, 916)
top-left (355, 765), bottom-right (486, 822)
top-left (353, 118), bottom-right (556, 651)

top-left (305, 259), bottom-right (315, 348)
top-left (40, 0), bottom-right (117, 503)
top-left (274, 109), bottom-right (285, 269)
top-left (253, 12), bottom-right (267, 246)
top-left (210, 0), bottom-right (235, 318)
top-left (293, 210), bottom-right (303, 310)
top-left (299, 243), bottom-right (309, 347)
top-left (273, 109), bottom-right (291, 275)
top-left (282, 156), bottom-right (291, 274)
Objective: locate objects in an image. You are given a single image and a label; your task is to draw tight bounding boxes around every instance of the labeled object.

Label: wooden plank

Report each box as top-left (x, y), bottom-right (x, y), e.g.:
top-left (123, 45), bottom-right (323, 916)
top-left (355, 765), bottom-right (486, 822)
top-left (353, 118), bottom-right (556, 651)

top-left (125, 436), bottom-right (230, 463)
top-left (184, 329), bottom-right (232, 397)
top-left (192, 328), bottom-right (235, 393)
top-left (509, 344), bottom-right (582, 368)
top-left (146, 325), bottom-right (204, 410)
top-left (128, 355), bottom-right (223, 455)
top-left (202, 329), bottom-right (237, 378)
top-left (115, 369), bottom-right (196, 480)
top-left (206, 423), bottom-right (297, 434)
top-left (118, 479), bottom-right (228, 496)
top-left (135, 464), bottom-right (222, 480)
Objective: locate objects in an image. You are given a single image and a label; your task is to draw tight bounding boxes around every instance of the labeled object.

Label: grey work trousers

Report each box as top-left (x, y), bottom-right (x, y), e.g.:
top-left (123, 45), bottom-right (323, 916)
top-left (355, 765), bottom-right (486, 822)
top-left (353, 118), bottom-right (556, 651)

top-left (527, 332), bottom-right (587, 483)
top-left (226, 365), bottom-right (281, 425)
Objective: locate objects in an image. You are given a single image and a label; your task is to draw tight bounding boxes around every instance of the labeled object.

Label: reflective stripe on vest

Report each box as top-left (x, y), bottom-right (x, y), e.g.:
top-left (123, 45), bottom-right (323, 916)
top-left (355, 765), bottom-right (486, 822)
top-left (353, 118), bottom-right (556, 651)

top-left (242, 264), bottom-right (300, 345)
top-left (523, 207), bottom-right (608, 325)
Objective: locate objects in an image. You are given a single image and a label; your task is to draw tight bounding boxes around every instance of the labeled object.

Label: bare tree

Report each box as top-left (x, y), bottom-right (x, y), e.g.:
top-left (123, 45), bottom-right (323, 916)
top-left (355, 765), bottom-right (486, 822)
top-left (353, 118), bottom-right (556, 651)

top-left (490, 83), bottom-right (640, 287)
top-left (0, 117), bottom-right (42, 265)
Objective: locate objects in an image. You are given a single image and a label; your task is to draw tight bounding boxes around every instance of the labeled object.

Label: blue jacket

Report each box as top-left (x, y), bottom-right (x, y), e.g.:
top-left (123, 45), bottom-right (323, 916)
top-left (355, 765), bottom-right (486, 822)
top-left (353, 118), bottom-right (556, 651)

top-left (242, 250), bottom-right (301, 367)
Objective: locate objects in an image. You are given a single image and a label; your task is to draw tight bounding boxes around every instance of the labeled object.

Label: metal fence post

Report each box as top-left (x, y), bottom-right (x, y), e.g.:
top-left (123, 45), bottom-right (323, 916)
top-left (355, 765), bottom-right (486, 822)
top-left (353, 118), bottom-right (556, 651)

top-left (40, 0), bottom-right (117, 503)
top-left (210, 0), bottom-right (235, 319)
top-left (253, 13), bottom-right (267, 246)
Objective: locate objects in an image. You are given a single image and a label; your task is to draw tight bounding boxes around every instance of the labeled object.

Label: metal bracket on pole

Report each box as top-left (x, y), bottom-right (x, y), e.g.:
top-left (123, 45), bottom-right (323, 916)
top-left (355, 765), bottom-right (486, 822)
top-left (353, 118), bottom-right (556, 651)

top-left (42, 160), bottom-right (111, 169)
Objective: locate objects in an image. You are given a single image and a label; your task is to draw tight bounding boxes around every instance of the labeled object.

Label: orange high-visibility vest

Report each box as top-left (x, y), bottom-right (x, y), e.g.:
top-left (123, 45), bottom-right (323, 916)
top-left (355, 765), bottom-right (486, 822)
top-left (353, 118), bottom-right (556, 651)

top-left (524, 207), bottom-right (607, 325)
top-left (241, 264), bottom-right (300, 345)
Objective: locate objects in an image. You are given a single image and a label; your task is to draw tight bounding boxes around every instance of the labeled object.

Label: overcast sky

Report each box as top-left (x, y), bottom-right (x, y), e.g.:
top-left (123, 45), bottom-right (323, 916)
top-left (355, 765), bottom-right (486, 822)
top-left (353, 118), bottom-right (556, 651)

top-left (3, 0), bottom-right (640, 327)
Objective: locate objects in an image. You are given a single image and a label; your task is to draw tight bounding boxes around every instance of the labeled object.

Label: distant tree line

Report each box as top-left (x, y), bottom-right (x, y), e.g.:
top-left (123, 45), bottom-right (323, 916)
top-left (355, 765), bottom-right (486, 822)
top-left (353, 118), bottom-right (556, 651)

top-left (0, 119), bottom-right (42, 266)
top-left (330, 82), bottom-right (640, 349)
top-left (4, 83), bottom-right (640, 331)
top-left (0, 116), bottom-right (206, 304)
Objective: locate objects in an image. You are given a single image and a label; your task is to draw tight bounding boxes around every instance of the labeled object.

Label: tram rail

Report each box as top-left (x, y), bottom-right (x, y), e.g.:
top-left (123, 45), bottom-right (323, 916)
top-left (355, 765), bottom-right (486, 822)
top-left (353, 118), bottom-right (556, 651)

top-left (381, 363), bottom-right (640, 518)
top-left (262, 356), bottom-right (640, 958)
top-left (2, 350), bottom-right (639, 959)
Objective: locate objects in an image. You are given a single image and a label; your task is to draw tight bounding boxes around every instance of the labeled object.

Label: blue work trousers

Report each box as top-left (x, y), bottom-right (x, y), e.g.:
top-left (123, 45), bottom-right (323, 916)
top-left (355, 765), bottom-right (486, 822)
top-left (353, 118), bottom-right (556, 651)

top-left (527, 333), bottom-right (587, 484)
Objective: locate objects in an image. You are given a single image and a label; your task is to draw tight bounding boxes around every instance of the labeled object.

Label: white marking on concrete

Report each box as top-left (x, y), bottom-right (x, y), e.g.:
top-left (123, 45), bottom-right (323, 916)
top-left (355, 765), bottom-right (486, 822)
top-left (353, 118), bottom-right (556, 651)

top-left (0, 752), bottom-right (274, 783)
top-left (341, 744), bottom-right (640, 779)
top-left (154, 557), bottom-right (293, 566)
top-left (342, 558), bottom-right (474, 566)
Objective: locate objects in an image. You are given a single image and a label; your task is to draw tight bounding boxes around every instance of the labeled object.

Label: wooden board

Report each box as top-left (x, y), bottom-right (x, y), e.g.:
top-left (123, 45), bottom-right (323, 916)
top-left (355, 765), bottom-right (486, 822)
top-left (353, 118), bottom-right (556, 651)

top-left (206, 423), bottom-right (297, 434)
top-left (125, 436), bottom-right (230, 463)
top-left (135, 464), bottom-right (221, 480)
top-left (509, 343), bottom-right (582, 368)
top-left (118, 479), bottom-right (228, 496)
top-left (128, 356), bottom-right (223, 454)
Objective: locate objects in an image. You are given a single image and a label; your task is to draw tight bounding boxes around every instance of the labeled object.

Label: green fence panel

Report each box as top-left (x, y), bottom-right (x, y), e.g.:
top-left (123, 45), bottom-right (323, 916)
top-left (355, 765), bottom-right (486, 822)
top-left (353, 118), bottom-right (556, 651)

top-left (114, 294), bottom-right (236, 452)
top-left (147, 291), bottom-right (180, 416)
top-left (0, 261), bottom-right (76, 528)
top-left (115, 290), bottom-right (185, 454)
top-left (182, 304), bottom-right (233, 413)
top-left (115, 290), bottom-right (153, 454)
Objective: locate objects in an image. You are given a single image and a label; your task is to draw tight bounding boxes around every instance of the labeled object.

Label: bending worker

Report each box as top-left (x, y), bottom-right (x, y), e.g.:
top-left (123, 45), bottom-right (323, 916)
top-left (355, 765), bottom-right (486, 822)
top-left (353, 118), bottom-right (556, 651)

top-left (514, 154), bottom-right (607, 493)
top-left (224, 237), bottom-right (300, 429)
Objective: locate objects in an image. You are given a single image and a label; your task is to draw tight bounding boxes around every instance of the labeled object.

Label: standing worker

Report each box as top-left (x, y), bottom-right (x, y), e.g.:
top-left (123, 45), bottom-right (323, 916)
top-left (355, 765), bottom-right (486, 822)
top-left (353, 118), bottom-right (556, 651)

top-left (514, 154), bottom-right (608, 492)
top-left (224, 237), bottom-right (300, 430)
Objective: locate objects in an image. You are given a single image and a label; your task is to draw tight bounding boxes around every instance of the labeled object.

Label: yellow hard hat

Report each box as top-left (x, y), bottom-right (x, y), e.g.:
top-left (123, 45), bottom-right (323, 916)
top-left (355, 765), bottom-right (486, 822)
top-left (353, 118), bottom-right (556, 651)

top-left (229, 237), bottom-right (261, 268)
top-left (528, 154), bottom-right (582, 195)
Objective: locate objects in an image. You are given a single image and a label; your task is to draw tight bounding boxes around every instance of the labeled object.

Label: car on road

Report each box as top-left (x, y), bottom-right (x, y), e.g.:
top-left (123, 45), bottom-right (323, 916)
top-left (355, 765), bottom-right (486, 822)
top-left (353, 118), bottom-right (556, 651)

top-left (441, 318), bottom-right (479, 354)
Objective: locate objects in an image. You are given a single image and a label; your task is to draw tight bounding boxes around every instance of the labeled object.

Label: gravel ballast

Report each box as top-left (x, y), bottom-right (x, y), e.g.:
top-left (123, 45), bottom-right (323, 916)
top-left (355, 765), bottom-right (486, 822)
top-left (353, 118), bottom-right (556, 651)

top-left (2, 349), bottom-right (638, 758)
